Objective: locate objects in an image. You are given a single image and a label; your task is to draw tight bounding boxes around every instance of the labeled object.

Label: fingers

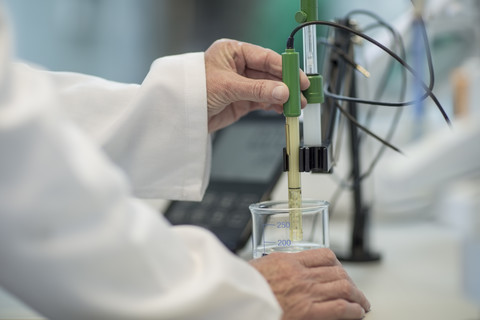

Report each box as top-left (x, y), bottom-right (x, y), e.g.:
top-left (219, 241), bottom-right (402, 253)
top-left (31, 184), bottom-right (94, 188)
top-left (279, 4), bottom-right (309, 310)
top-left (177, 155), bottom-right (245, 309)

top-left (296, 249), bottom-right (372, 312)
top-left (205, 38), bottom-right (312, 131)
top-left (311, 279), bottom-right (371, 313)
top-left (250, 250), bottom-right (370, 320)
top-left (307, 265), bottom-right (352, 283)
top-left (207, 39), bottom-right (310, 113)
top-left (239, 41), bottom-right (310, 91)
top-left (244, 68), bottom-right (282, 82)
top-left (238, 41), bottom-right (283, 79)
top-left (228, 76), bottom-right (308, 109)
top-left (309, 299), bottom-right (367, 320)
top-left (245, 69), bottom-right (310, 107)
top-left (236, 40), bottom-right (310, 105)
top-left (296, 248), bottom-right (342, 268)
top-left (299, 72), bottom-right (310, 92)
top-left (229, 73), bottom-right (289, 105)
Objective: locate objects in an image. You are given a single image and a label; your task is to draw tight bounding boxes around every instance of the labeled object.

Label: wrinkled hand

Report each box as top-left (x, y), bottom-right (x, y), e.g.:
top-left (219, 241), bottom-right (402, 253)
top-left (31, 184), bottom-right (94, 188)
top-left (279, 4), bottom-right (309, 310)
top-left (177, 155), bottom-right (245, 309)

top-left (249, 249), bottom-right (371, 320)
top-left (204, 39), bottom-right (309, 132)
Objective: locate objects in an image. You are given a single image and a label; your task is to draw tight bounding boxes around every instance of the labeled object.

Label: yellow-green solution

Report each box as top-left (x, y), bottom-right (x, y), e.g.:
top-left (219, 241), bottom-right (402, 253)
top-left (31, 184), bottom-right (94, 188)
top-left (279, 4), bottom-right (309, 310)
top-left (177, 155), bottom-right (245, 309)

top-left (285, 117), bottom-right (303, 241)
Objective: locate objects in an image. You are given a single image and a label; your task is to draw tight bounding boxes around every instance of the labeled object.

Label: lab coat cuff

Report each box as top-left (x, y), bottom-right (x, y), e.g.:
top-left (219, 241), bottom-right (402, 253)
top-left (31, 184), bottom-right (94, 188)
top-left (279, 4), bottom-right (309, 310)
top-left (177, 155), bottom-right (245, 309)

top-left (131, 52), bottom-right (210, 200)
top-left (174, 52), bottom-right (211, 201)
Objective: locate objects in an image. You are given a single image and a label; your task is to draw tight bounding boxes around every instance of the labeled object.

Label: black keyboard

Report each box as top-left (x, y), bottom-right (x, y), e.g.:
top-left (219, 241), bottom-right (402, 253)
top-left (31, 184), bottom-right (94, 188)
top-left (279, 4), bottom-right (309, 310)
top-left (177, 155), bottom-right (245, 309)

top-left (164, 184), bottom-right (266, 252)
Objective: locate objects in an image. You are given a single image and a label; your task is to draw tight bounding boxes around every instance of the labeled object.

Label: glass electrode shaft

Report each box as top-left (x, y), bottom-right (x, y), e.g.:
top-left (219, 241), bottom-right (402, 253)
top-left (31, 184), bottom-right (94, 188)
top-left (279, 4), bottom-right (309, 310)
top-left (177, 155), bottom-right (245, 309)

top-left (285, 117), bottom-right (302, 240)
top-left (282, 49), bottom-right (303, 241)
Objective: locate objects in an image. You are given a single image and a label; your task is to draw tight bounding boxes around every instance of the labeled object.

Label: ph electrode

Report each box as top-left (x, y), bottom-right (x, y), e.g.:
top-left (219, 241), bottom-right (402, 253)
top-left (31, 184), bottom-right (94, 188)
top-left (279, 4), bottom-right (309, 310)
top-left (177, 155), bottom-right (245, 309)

top-left (282, 49), bottom-right (303, 242)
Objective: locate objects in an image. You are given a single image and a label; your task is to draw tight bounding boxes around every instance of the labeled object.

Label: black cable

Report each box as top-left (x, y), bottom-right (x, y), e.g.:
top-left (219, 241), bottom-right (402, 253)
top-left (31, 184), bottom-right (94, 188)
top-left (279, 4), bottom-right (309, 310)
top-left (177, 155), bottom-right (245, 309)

top-left (334, 101), bottom-right (403, 154)
top-left (347, 12), bottom-right (409, 100)
top-left (317, 38), bottom-right (370, 78)
top-left (347, 9), bottom-right (435, 91)
top-left (319, 14), bottom-right (408, 214)
top-left (320, 20), bottom-right (421, 107)
top-left (324, 89), bottom-right (422, 106)
top-left (344, 10), bottom-right (408, 180)
top-left (358, 23), bottom-right (404, 132)
top-left (319, 21), bottom-right (406, 159)
top-left (318, 8), bottom-right (436, 218)
top-left (286, 20), bottom-right (451, 126)
top-left (408, 0), bottom-right (435, 90)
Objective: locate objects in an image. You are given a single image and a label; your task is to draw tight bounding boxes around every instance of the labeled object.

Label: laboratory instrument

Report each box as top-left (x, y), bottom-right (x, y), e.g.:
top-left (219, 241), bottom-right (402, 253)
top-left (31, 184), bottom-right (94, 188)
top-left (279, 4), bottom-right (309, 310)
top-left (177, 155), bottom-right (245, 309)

top-left (281, 0), bottom-right (449, 261)
top-left (249, 200), bottom-right (329, 258)
top-left (282, 48), bottom-right (303, 241)
top-left (282, 16), bottom-right (383, 261)
top-left (282, 0), bottom-right (328, 243)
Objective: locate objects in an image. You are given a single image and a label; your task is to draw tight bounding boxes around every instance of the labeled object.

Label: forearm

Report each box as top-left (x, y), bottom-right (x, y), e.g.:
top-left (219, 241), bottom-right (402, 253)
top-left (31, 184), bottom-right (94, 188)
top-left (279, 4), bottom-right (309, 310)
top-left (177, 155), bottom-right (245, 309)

top-left (0, 63), bottom-right (281, 320)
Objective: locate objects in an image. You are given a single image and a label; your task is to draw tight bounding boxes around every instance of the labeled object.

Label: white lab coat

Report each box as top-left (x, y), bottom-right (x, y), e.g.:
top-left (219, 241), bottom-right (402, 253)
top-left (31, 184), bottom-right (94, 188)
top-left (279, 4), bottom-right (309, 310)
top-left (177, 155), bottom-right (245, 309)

top-left (0, 9), bottom-right (282, 320)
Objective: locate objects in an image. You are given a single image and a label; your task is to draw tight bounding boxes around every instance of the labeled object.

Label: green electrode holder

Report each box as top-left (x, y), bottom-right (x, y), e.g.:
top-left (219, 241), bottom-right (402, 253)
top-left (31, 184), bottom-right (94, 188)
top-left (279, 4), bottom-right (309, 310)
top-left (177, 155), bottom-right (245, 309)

top-left (304, 75), bottom-right (324, 103)
top-left (282, 49), bottom-right (301, 117)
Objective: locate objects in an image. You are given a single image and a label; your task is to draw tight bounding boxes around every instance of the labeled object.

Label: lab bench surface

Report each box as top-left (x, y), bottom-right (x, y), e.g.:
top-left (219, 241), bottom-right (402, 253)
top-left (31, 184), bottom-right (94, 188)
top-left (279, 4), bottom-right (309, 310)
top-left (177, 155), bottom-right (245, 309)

top-left (330, 219), bottom-right (479, 320)
top-left (1, 219), bottom-right (478, 320)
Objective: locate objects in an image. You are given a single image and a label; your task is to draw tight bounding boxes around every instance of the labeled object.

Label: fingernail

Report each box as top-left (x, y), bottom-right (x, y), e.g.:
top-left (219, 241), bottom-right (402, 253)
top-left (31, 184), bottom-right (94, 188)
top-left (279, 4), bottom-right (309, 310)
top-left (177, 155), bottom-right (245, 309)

top-left (360, 308), bottom-right (366, 319)
top-left (272, 85), bottom-right (288, 102)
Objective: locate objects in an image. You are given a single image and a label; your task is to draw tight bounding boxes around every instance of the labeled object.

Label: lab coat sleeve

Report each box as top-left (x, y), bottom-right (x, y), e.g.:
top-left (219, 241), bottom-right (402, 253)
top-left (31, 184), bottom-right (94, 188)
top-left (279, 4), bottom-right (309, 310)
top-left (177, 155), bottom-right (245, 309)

top-left (0, 47), bottom-right (282, 320)
top-left (20, 52), bottom-right (210, 201)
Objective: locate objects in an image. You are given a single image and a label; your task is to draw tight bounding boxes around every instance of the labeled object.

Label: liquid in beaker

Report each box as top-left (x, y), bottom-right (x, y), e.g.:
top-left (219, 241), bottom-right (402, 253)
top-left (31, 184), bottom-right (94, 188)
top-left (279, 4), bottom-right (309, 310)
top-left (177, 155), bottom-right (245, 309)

top-left (249, 200), bottom-right (329, 259)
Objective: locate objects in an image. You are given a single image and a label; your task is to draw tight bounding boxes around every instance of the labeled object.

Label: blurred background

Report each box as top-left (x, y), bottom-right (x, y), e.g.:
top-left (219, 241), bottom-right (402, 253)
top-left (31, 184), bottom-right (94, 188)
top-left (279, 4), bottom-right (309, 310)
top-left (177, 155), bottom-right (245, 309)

top-left (2, 0), bottom-right (480, 319)
top-left (4, 0), bottom-right (409, 83)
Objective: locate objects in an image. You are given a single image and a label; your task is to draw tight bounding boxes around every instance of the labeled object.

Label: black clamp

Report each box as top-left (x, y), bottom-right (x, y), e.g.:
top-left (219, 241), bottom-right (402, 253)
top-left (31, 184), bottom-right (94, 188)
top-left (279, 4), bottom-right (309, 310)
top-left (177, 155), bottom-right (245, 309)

top-left (283, 145), bottom-right (332, 173)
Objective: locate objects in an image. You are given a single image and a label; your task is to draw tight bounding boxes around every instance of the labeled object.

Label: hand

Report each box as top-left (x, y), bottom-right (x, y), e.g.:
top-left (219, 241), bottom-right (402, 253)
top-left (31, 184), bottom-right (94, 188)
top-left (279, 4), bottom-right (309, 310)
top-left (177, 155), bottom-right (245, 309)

top-left (204, 39), bottom-right (310, 132)
top-left (249, 249), bottom-right (371, 320)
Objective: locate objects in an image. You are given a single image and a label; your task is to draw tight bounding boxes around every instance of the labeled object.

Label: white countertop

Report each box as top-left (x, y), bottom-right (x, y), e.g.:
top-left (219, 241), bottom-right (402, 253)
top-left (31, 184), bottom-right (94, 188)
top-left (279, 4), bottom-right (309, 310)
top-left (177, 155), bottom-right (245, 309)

top-left (330, 218), bottom-right (479, 320)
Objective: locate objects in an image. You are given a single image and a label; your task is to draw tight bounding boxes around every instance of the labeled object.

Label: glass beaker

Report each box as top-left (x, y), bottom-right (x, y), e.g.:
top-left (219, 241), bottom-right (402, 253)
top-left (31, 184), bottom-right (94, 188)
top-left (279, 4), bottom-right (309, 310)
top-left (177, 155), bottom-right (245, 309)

top-left (249, 200), bottom-right (329, 259)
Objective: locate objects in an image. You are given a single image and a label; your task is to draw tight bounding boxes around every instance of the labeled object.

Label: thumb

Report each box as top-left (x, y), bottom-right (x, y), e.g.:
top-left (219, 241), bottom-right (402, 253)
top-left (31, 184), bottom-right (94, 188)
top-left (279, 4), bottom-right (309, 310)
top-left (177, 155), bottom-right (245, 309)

top-left (233, 77), bottom-right (289, 105)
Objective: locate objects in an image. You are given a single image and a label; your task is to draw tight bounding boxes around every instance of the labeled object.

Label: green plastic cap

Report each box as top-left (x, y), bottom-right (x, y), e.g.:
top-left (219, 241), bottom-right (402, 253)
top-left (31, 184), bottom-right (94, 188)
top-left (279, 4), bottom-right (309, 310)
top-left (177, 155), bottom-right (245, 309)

top-left (282, 49), bottom-right (301, 117)
top-left (303, 74), bottom-right (324, 103)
